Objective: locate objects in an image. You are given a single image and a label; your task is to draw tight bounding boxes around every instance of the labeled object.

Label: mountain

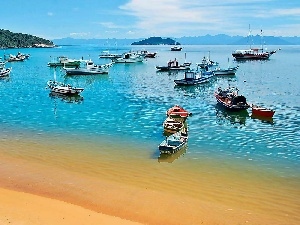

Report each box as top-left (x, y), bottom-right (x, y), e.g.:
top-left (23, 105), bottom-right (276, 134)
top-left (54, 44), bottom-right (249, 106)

top-left (52, 35), bottom-right (300, 46)
top-left (131, 37), bottom-right (179, 45)
top-left (0, 29), bottom-right (54, 48)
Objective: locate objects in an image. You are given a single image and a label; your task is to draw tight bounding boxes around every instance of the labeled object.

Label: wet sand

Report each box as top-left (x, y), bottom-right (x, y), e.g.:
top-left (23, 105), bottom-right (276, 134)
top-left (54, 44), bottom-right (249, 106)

top-left (0, 138), bottom-right (299, 225)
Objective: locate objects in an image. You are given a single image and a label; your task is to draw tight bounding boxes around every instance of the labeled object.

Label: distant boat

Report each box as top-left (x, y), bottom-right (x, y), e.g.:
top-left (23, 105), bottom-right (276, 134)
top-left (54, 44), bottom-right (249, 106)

top-left (48, 56), bottom-right (81, 68)
top-left (213, 66), bottom-right (238, 76)
top-left (251, 105), bottom-right (275, 118)
top-left (47, 80), bottom-right (84, 95)
top-left (140, 50), bottom-right (157, 58)
top-left (99, 50), bottom-right (122, 59)
top-left (64, 60), bottom-right (113, 75)
top-left (156, 58), bottom-right (190, 71)
top-left (158, 129), bottom-right (188, 154)
top-left (232, 26), bottom-right (279, 60)
top-left (170, 45), bottom-right (182, 51)
top-left (111, 51), bottom-right (144, 63)
top-left (174, 70), bottom-right (213, 86)
top-left (214, 86), bottom-right (250, 111)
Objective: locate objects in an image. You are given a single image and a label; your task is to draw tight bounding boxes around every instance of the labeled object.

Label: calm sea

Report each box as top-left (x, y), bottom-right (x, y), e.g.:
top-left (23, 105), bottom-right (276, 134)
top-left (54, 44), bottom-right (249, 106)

top-left (1, 44), bottom-right (299, 179)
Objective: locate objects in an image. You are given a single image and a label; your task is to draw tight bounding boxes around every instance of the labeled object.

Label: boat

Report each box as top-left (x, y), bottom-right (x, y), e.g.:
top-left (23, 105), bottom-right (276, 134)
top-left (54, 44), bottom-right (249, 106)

top-left (232, 26), bottom-right (279, 60)
top-left (47, 56), bottom-right (81, 68)
top-left (251, 105), bottom-right (275, 118)
top-left (213, 66), bottom-right (238, 76)
top-left (6, 53), bottom-right (26, 62)
top-left (214, 86), bottom-right (250, 111)
top-left (99, 50), bottom-right (122, 59)
top-left (156, 58), bottom-right (190, 72)
top-left (170, 46), bottom-right (182, 51)
top-left (163, 117), bottom-right (185, 134)
top-left (174, 70), bottom-right (214, 86)
top-left (47, 80), bottom-right (84, 95)
top-left (158, 129), bottom-right (188, 154)
top-left (64, 60), bottom-right (113, 75)
top-left (0, 67), bottom-right (12, 77)
top-left (140, 50), bottom-right (157, 58)
top-left (111, 51), bottom-right (144, 63)
top-left (166, 105), bottom-right (191, 119)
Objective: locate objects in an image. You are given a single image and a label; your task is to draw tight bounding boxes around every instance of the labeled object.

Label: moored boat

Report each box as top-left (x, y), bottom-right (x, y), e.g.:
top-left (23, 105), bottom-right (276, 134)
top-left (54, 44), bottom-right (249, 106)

top-left (158, 129), bottom-right (188, 154)
top-left (47, 80), bottom-right (84, 95)
top-left (48, 56), bottom-right (81, 68)
top-left (64, 60), bottom-right (113, 75)
top-left (251, 105), bottom-right (275, 118)
top-left (166, 105), bottom-right (191, 119)
top-left (0, 67), bottom-right (12, 77)
top-left (174, 70), bottom-right (213, 86)
top-left (213, 66), bottom-right (238, 76)
top-left (163, 117), bottom-right (184, 134)
top-left (111, 51), bottom-right (144, 63)
top-left (170, 46), bottom-right (182, 51)
top-left (156, 58), bottom-right (190, 72)
top-left (214, 86), bottom-right (250, 111)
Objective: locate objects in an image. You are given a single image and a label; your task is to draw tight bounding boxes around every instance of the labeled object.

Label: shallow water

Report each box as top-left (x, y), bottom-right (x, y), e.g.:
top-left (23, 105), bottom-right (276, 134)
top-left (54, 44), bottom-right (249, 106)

top-left (1, 44), bottom-right (299, 224)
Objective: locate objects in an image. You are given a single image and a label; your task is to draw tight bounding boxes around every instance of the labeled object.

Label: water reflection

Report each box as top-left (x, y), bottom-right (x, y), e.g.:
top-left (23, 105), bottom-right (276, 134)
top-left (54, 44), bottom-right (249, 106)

top-left (215, 104), bottom-right (250, 126)
top-left (49, 92), bottom-right (84, 103)
top-left (158, 145), bottom-right (187, 163)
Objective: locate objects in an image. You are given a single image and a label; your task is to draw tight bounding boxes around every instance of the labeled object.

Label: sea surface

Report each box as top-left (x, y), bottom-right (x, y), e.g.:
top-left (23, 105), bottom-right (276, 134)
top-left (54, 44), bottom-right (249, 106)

top-left (1, 45), bottom-right (299, 212)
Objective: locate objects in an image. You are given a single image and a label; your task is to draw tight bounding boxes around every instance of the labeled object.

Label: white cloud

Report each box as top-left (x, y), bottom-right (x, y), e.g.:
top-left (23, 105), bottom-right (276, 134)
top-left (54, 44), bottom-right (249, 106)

top-left (70, 32), bottom-right (90, 37)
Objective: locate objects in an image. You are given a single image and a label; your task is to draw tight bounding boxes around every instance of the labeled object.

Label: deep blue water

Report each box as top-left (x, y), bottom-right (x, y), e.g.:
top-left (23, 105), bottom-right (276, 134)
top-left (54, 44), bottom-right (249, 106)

top-left (1, 45), bottom-right (299, 177)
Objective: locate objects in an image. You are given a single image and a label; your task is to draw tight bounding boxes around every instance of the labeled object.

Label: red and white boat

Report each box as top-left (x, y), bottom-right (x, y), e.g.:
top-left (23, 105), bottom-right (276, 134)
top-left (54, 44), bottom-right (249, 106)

top-left (251, 105), bottom-right (275, 118)
top-left (166, 105), bottom-right (191, 119)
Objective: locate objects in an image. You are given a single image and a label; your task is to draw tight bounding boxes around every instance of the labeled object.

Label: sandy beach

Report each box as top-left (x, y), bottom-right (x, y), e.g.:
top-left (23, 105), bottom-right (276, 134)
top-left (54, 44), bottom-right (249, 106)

top-left (0, 138), bottom-right (299, 225)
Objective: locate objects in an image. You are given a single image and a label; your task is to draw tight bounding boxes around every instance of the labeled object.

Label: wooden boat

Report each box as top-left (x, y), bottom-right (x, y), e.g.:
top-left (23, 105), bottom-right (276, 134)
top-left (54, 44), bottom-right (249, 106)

top-left (251, 105), bottom-right (275, 118)
top-left (156, 59), bottom-right (190, 72)
top-left (163, 117), bottom-right (184, 134)
top-left (158, 130), bottom-right (188, 154)
top-left (47, 56), bottom-right (81, 68)
top-left (166, 105), bottom-right (191, 119)
top-left (0, 67), bottom-right (12, 77)
top-left (47, 80), bottom-right (84, 95)
top-left (64, 60), bottom-right (113, 75)
top-left (214, 86), bottom-right (250, 111)
top-left (174, 70), bottom-right (213, 86)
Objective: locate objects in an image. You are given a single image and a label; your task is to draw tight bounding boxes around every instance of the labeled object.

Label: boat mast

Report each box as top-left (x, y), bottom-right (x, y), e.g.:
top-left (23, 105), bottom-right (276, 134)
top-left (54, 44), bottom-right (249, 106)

top-left (248, 24), bottom-right (252, 49)
top-left (260, 29), bottom-right (264, 53)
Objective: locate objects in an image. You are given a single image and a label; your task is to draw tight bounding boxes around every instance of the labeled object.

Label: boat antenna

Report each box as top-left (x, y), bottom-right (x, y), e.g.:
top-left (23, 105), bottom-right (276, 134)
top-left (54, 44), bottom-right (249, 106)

top-left (260, 29), bottom-right (264, 53)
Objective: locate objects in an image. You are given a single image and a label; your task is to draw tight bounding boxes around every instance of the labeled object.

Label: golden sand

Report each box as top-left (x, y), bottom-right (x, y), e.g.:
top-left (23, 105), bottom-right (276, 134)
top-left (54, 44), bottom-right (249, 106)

top-left (0, 137), bottom-right (299, 225)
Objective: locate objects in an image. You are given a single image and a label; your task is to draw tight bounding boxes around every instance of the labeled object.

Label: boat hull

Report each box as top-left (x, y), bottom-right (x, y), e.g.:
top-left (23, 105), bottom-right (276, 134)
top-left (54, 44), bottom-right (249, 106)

top-left (252, 107), bottom-right (275, 118)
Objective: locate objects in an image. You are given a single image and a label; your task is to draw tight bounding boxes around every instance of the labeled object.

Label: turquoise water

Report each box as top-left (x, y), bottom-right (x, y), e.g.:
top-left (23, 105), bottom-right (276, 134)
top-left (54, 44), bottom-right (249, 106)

top-left (1, 45), bottom-right (299, 177)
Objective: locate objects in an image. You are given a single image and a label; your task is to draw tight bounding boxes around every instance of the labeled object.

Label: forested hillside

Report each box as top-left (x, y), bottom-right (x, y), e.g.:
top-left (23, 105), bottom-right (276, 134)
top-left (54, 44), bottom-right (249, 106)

top-left (0, 29), bottom-right (54, 48)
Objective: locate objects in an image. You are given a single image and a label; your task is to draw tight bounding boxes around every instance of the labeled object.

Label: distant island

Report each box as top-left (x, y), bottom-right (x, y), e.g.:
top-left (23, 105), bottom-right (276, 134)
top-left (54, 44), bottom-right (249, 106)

top-left (0, 29), bottom-right (55, 48)
top-left (131, 37), bottom-right (181, 45)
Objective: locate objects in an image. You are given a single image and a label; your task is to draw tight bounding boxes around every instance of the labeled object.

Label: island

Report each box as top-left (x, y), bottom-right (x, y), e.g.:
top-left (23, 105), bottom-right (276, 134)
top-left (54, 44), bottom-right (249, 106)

top-left (131, 37), bottom-right (181, 45)
top-left (0, 29), bottom-right (55, 48)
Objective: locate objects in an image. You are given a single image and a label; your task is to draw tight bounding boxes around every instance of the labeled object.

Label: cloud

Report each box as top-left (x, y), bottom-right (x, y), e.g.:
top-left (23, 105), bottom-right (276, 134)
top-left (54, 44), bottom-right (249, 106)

top-left (70, 32), bottom-right (91, 37)
top-left (118, 0), bottom-right (299, 37)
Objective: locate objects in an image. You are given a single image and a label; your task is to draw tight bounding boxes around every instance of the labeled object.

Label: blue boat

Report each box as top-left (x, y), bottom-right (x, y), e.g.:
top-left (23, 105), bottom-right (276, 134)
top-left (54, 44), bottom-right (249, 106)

top-left (158, 130), bottom-right (188, 154)
top-left (174, 70), bottom-right (214, 86)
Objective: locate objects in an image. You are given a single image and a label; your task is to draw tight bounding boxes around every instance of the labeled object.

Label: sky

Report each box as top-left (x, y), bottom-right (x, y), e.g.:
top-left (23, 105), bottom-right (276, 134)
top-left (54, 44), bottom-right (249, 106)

top-left (1, 0), bottom-right (299, 40)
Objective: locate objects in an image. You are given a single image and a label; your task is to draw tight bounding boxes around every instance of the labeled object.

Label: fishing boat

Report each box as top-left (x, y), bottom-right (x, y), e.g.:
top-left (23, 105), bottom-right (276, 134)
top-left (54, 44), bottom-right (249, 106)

top-left (170, 46), bottom-right (182, 51)
top-left (64, 60), bottom-right (113, 75)
top-left (251, 105), bottom-right (275, 118)
top-left (156, 58), bottom-right (190, 72)
top-left (140, 50), bottom-right (157, 58)
top-left (0, 67), bottom-right (12, 77)
top-left (111, 51), bottom-right (144, 63)
top-left (158, 129), bottom-right (188, 154)
top-left (174, 70), bottom-right (213, 86)
top-left (47, 56), bottom-right (81, 68)
top-left (47, 80), bottom-right (84, 95)
top-left (166, 105), bottom-right (191, 119)
top-left (214, 86), bottom-right (250, 111)
top-left (163, 117), bottom-right (184, 134)
top-left (99, 50), bottom-right (122, 59)
top-left (213, 66), bottom-right (238, 76)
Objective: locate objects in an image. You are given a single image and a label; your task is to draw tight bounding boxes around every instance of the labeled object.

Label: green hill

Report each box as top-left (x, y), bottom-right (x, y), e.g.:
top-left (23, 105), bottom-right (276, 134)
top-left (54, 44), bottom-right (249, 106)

top-left (0, 29), bottom-right (54, 48)
top-left (131, 37), bottom-right (180, 45)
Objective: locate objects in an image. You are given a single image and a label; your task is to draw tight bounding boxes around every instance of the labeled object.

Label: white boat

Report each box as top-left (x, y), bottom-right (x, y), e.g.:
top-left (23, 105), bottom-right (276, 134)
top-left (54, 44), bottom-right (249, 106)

top-left (64, 60), bottom-right (113, 75)
top-left (163, 117), bottom-right (184, 134)
top-left (99, 50), bottom-right (122, 59)
top-left (174, 70), bottom-right (213, 86)
top-left (47, 80), bottom-right (84, 95)
top-left (47, 56), bottom-right (81, 67)
top-left (170, 46), bottom-right (182, 51)
top-left (111, 51), bottom-right (144, 63)
top-left (213, 66), bottom-right (238, 76)
top-left (158, 129), bottom-right (188, 154)
top-left (0, 67), bottom-right (12, 77)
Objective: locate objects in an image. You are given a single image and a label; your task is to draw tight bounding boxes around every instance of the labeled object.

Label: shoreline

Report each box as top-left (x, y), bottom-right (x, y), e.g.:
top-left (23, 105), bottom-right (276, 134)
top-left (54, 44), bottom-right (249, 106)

top-left (0, 139), bottom-right (299, 225)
